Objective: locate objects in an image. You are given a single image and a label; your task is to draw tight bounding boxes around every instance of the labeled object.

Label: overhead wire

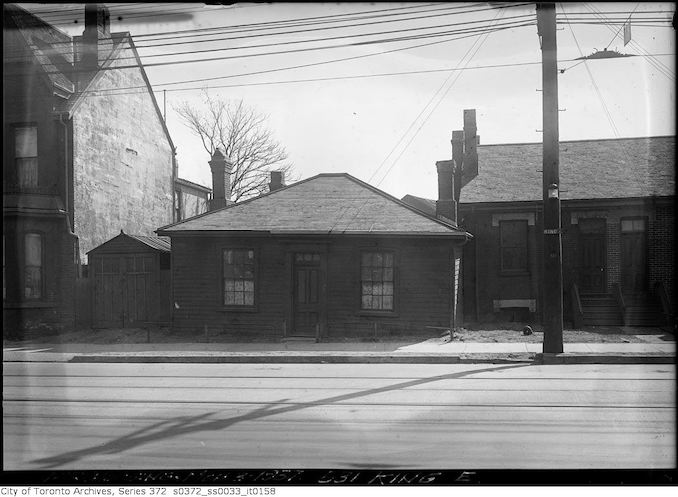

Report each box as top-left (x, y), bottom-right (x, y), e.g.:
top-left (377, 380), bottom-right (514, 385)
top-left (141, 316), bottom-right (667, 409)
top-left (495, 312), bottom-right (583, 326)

top-left (560, 4), bottom-right (621, 138)
top-left (330, 7), bottom-right (506, 233)
top-left (583, 3), bottom-right (675, 80)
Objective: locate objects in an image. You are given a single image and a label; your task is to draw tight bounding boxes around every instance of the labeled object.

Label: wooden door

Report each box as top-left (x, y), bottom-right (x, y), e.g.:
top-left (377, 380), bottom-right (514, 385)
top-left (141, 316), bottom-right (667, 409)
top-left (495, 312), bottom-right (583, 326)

top-left (578, 218), bottom-right (606, 294)
top-left (123, 254), bottom-right (154, 325)
top-left (621, 219), bottom-right (647, 293)
top-left (93, 255), bottom-right (123, 327)
top-left (93, 254), bottom-right (154, 328)
top-left (292, 253), bottom-right (321, 336)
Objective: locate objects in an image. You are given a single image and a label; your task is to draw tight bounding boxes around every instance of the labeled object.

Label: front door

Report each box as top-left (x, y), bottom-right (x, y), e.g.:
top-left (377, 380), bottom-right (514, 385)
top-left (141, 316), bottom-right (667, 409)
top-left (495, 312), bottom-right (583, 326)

top-left (578, 218), bottom-right (606, 294)
top-left (292, 252), bottom-right (321, 336)
top-left (620, 218), bottom-right (648, 293)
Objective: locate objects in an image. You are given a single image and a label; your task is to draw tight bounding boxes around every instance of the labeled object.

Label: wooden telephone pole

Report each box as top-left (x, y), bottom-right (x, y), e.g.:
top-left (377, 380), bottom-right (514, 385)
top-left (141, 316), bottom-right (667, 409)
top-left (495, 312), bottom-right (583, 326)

top-left (537, 3), bottom-right (564, 353)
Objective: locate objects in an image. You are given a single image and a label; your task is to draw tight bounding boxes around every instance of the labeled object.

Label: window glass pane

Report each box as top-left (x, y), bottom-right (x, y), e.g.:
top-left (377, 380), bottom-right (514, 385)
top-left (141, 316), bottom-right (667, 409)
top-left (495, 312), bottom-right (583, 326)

top-left (362, 295), bottom-right (372, 309)
top-left (360, 251), bottom-right (395, 310)
top-left (223, 249), bottom-right (255, 306)
top-left (633, 219), bottom-right (645, 231)
top-left (25, 266), bottom-right (41, 298)
top-left (383, 296), bottom-right (394, 310)
top-left (15, 127), bottom-right (37, 157)
top-left (621, 219), bottom-right (633, 232)
top-left (25, 234), bottom-right (41, 266)
top-left (17, 158), bottom-right (38, 187)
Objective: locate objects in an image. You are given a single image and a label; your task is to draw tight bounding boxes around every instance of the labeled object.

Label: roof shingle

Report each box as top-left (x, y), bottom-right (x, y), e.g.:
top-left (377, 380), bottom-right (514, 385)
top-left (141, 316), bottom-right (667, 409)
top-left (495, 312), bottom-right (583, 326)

top-left (158, 174), bottom-right (467, 237)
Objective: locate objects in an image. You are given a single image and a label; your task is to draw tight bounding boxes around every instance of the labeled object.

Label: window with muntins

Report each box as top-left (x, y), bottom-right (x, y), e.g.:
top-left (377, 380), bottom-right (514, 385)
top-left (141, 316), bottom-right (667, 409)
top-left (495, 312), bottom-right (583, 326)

top-left (223, 249), bottom-right (255, 306)
top-left (24, 233), bottom-right (43, 299)
top-left (15, 126), bottom-right (38, 188)
top-left (500, 220), bottom-right (528, 272)
top-left (360, 251), bottom-right (394, 311)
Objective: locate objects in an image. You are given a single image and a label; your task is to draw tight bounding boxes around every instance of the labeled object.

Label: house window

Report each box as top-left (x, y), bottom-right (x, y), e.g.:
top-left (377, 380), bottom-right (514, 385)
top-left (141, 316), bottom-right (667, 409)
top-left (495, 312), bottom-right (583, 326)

top-left (15, 126), bottom-right (38, 188)
top-left (621, 218), bottom-right (646, 232)
top-left (360, 251), bottom-right (394, 311)
top-left (500, 220), bottom-right (528, 272)
top-left (24, 233), bottom-right (43, 299)
top-left (223, 249), bottom-right (255, 306)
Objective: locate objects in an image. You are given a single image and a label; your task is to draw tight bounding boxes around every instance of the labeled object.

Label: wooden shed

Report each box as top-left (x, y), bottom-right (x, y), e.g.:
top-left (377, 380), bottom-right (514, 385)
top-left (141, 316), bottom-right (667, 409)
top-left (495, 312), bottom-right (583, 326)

top-left (87, 231), bottom-right (171, 328)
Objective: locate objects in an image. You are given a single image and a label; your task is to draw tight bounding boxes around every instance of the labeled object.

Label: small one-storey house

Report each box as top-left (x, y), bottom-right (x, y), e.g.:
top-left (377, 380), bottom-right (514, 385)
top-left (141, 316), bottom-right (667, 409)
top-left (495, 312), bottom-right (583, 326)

top-left (403, 135), bottom-right (675, 328)
top-left (157, 154), bottom-right (471, 340)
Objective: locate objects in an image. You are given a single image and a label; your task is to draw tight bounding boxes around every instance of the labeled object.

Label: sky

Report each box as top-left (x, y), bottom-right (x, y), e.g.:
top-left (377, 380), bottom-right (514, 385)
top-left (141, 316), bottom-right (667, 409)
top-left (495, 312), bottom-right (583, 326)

top-left (18, 2), bottom-right (676, 201)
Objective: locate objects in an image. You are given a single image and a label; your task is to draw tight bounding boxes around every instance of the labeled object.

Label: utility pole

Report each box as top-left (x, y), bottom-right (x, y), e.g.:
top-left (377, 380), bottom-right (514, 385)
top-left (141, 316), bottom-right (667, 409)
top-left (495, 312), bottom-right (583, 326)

top-left (537, 3), bottom-right (564, 353)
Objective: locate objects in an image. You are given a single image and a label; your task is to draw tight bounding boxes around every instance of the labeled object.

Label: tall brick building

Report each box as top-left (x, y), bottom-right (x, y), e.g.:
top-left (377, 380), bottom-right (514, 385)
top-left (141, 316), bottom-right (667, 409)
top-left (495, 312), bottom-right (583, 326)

top-left (3, 4), bottom-right (180, 334)
top-left (403, 136), bottom-right (675, 328)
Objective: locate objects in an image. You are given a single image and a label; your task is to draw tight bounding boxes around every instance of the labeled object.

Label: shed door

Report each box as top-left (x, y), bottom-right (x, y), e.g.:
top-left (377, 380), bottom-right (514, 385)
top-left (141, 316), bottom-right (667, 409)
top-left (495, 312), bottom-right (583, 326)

top-left (292, 253), bottom-right (322, 337)
top-left (93, 254), bottom-right (154, 327)
top-left (578, 218), bottom-right (606, 294)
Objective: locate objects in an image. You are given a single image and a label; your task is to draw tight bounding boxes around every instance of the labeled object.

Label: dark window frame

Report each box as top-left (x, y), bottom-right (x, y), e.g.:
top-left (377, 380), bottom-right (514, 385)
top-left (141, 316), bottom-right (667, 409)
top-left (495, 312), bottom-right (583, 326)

top-left (359, 249), bottom-right (397, 314)
top-left (13, 124), bottom-right (39, 189)
top-left (222, 247), bottom-right (258, 310)
top-left (499, 219), bottom-right (529, 274)
top-left (23, 231), bottom-right (44, 301)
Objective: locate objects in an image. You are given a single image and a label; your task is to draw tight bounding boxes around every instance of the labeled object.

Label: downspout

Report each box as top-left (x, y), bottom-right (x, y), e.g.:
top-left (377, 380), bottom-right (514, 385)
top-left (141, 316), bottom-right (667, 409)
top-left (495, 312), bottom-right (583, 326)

top-left (473, 206), bottom-right (480, 323)
top-left (58, 112), bottom-right (79, 329)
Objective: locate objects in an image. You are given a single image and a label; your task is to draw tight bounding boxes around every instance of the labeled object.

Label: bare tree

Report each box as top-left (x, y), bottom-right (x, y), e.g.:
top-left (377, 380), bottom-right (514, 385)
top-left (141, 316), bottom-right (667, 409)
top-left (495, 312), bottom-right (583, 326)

top-left (176, 91), bottom-right (294, 202)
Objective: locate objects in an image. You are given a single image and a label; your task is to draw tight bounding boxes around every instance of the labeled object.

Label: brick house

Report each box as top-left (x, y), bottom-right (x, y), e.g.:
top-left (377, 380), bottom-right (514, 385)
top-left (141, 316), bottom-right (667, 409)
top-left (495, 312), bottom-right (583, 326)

top-left (3, 4), bottom-right (181, 334)
top-left (403, 135), bottom-right (675, 328)
top-left (156, 153), bottom-right (471, 340)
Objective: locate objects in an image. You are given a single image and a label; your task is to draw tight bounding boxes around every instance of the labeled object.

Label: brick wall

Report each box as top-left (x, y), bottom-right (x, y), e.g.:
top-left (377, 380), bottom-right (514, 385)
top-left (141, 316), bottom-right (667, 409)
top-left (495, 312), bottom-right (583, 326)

top-left (170, 235), bottom-right (461, 339)
top-left (648, 205), bottom-right (675, 304)
top-left (72, 40), bottom-right (174, 263)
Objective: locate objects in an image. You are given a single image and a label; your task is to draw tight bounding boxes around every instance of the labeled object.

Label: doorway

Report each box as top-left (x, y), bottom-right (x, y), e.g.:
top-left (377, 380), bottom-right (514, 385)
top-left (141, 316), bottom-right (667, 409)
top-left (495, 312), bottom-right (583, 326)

top-left (292, 252), bottom-right (323, 337)
top-left (577, 218), bottom-right (607, 294)
top-left (620, 218), bottom-right (648, 294)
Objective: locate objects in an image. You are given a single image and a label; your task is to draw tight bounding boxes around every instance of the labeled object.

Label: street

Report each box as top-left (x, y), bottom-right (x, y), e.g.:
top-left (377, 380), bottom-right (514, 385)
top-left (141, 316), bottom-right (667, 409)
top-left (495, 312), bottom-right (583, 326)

top-left (3, 362), bottom-right (675, 470)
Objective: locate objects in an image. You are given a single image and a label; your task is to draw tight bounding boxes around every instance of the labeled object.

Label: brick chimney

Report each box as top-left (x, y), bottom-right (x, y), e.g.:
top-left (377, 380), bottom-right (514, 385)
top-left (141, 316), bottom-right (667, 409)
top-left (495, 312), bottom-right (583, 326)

top-left (209, 149), bottom-right (232, 210)
top-left (80, 3), bottom-right (110, 72)
top-left (268, 171), bottom-right (286, 192)
top-left (435, 159), bottom-right (457, 224)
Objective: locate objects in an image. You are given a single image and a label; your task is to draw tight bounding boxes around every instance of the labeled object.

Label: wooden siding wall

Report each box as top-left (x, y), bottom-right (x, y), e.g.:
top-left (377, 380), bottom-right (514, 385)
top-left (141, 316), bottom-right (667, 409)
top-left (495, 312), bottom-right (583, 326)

top-left (170, 235), bottom-right (460, 339)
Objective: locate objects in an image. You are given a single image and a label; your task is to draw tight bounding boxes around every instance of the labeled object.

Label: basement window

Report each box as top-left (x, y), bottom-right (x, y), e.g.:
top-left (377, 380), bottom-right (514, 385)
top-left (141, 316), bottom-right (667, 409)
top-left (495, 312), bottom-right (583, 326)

top-left (360, 251), bottom-right (395, 311)
top-left (223, 249), bottom-right (255, 306)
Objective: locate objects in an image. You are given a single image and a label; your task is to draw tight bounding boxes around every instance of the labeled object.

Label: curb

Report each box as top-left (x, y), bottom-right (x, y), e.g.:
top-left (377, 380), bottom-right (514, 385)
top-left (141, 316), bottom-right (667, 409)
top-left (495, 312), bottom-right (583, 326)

top-left (535, 353), bottom-right (676, 365)
top-left (57, 352), bottom-right (675, 365)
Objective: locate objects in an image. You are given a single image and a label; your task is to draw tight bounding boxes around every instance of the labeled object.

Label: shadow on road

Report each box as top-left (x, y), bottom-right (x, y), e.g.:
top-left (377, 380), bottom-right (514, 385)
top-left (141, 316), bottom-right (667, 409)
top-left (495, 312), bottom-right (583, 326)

top-left (31, 363), bottom-right (531, 469)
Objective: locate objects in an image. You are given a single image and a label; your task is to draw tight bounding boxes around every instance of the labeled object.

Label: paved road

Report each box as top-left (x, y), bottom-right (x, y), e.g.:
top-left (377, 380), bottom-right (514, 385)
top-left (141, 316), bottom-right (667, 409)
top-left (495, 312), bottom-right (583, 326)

top-left (3, 362), bottom-right (675, 470)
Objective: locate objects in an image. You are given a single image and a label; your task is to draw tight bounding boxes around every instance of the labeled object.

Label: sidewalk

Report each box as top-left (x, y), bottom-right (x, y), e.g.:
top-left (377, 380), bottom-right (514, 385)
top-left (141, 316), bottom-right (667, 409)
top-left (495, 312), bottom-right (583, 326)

top-left (3, 337), bottom-right (675, 364)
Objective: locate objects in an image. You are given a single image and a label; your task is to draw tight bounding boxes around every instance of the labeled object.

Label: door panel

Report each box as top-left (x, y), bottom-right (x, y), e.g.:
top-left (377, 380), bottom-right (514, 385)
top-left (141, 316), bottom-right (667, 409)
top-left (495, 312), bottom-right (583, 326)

top-left (621, 233), bottom-right (647, 293)
top-left (578, 219), bottom-right (607, 294)
top-left (292, 253), bottom-right (321, 336)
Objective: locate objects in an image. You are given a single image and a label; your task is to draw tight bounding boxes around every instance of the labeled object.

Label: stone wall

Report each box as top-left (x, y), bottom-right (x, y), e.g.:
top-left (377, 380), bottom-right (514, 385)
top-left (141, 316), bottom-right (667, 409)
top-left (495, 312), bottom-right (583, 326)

top-left (72, 40), bottom-right (174, 263)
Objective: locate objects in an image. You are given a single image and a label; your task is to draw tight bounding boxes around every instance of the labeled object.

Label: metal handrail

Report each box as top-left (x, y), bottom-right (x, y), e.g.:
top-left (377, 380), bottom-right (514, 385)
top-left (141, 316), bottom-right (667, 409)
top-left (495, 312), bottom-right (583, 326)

top-left (570, 283), bottom-right (584, 329)
top-left (612, 283), bottom-right (626, 326)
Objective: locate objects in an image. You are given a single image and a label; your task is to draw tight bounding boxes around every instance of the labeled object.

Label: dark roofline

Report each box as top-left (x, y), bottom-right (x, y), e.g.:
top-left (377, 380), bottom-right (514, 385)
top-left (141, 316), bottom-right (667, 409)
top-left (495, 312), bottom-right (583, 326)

top-left (477, 134), bottom-right (674, 148)
top-left (4, 3), bottom-right (73, 40)
top-left (176, 177), bottom-right (212, 193)
top-left (156, 172), bottom-right (470, 236)
top-left (87, 231), bottom-right (170, 255)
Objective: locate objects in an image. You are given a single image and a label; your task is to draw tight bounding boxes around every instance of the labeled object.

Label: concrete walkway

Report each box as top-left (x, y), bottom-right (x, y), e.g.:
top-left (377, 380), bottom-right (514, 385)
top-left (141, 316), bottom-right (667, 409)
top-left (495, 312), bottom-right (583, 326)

top-left (3, 337), bottom-right (675, 364)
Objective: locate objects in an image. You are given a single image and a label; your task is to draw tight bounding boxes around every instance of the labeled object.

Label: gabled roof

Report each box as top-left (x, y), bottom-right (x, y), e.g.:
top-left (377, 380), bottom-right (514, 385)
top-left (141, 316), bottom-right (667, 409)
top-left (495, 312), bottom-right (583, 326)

top-left (461, 136), bottom-right (675, 203)
top-left (176, 177), bottom-right (212, 194)
top-left (87, 231), bottom-right (171, 255)
top-left (157, 173), bottom-right (469, 238)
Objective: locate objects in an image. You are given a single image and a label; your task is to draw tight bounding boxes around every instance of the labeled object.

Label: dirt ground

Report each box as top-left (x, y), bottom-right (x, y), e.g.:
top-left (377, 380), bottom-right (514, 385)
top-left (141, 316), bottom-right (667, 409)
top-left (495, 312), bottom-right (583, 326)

top-left (3, 323), bottom-right (674, 345)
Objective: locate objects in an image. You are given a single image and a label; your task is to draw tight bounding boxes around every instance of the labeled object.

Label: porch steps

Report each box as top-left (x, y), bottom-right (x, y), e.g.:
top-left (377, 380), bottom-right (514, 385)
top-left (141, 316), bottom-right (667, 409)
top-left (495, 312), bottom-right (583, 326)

top-left (623, 294), bottom-right (665, 327)
top-left (581, 293), bottom-right (623, 326)
top-left (580, 293), bottom-right (665, 327)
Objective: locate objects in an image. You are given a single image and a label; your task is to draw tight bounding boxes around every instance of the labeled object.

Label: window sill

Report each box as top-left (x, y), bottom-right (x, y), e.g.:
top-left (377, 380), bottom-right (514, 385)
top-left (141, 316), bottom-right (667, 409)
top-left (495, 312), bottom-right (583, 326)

top-left (3, 301), bottom-right (56, 309)
top-left (499, 271), bottom-right (530, 277)
top-left (358, 310), bottom-right (399, 318)
top-left (219, 306), bottom-right (259, 313)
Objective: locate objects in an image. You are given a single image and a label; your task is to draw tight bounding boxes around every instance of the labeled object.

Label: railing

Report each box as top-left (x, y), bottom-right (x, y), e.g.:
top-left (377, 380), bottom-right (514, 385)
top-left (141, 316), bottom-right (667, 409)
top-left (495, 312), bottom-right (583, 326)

top-left (654, 281), bottom-right (674, 327)
top-left (612, 283), bottom-right (626, 326)
top-left (569, 283), bottom-right (584, 329)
